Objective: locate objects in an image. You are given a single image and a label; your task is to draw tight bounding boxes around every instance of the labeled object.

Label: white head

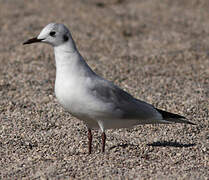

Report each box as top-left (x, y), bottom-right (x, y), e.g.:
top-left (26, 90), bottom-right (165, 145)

top-left (23, 23), bottom-right (76, 49)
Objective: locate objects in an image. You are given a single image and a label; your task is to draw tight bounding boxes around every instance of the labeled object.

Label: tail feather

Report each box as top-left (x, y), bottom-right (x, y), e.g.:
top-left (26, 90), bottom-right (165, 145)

top-left (156, 108), bottom-right (196, 125)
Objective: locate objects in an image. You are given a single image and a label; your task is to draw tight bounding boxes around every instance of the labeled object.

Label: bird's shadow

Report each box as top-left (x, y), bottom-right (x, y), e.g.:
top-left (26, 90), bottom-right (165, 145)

top-left (147, 141), bottom-right (196, 148)
top-left (110, 141), bottom-right (196, 150)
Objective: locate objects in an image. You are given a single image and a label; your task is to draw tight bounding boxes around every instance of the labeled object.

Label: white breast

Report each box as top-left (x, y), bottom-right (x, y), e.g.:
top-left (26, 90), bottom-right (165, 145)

top-left (55, 71), bottom-right (85, 113)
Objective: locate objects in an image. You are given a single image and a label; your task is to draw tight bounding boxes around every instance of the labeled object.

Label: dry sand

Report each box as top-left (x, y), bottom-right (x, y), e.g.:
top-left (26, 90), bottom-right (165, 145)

top-left (0, 0), bottom-right (208, 179)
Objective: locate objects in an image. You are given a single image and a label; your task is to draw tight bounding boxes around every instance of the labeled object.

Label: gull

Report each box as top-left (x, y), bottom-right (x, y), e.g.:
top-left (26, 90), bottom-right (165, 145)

top-left (23, 23), bottom-right (195, 154)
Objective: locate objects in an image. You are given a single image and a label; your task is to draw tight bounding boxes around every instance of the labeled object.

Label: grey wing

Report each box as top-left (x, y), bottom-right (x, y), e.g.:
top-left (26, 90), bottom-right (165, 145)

top-left (90, 78), bottom-right (161, 122)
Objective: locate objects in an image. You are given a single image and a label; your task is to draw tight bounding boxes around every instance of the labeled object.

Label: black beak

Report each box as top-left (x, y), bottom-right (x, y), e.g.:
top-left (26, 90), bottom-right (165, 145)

top-left (23, 37), bottom-right (44, 45)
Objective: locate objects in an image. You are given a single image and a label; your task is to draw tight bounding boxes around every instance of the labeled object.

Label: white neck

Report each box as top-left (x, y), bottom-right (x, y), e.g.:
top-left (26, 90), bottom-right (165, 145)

top-left (54, 41), bottom-right (95, 79)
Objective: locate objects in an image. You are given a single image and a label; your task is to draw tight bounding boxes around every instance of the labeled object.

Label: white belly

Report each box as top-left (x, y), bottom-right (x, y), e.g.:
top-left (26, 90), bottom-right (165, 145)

top-left (55, 77), bottom-right (108, 128)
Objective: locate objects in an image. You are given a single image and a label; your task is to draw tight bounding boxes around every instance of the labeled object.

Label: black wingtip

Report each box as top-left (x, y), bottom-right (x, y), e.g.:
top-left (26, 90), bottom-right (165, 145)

top-left (156, 108), bottom-right (196, 125)
top-left (182, 120), bottom-right (196, 125)
top-left (189, 122), bottom-right (196, 125)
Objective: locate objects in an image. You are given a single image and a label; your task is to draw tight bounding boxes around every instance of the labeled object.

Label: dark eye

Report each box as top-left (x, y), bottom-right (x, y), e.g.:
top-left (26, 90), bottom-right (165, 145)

top-left (49, 31), bottom-right (56, 37)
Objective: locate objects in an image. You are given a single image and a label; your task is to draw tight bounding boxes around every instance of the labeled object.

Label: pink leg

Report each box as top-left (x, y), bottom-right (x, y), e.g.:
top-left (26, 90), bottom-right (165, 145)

top-left (88, 129), bottom-right (92, 155)
top-left (101, 132), bottom-right (106, 153)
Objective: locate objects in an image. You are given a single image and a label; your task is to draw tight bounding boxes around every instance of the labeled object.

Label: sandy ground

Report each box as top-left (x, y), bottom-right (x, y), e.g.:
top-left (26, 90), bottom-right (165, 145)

top-left (0, 0), bottom-right (208, 179)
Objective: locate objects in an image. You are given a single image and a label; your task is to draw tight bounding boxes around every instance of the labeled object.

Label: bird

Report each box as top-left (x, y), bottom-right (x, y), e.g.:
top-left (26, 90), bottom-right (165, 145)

top-left (23, 23), bottom-right (195, 154)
